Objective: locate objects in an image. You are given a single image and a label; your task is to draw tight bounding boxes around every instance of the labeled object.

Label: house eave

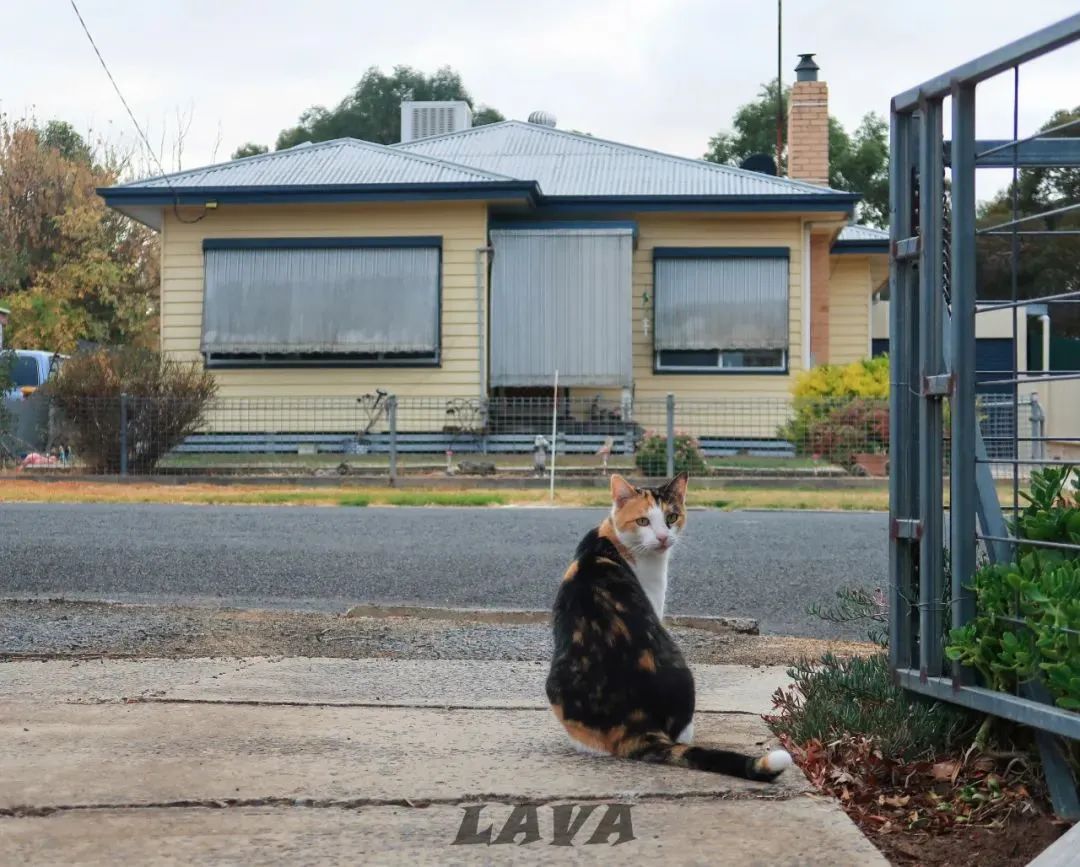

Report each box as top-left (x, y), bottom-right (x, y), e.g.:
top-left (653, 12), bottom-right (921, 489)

top-left (831, 239), bottom-right (890, 254)
top-left (97, 181), bottom-right (543, 229)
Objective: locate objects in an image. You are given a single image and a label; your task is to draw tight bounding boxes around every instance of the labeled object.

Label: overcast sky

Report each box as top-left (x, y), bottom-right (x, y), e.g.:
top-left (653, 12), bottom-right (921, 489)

top-left (4, 0), bottom-right (1079, 198)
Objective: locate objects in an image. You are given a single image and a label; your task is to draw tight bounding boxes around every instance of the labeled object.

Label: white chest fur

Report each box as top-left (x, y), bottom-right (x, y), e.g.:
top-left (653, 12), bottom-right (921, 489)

top-left (633, 551), bottom-right (669, 620)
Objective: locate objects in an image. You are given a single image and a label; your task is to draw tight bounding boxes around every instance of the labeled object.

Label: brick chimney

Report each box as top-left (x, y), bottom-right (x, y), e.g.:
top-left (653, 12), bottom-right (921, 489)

top-left (787, 54), bottom-right (829, 186)
top-left (789, 54), bottom-right (832, 365)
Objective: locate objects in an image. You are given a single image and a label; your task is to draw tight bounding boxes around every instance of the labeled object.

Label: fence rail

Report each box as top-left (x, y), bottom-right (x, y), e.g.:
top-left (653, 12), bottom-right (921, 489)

top-left (0, 390), bottom-right (1051, 482)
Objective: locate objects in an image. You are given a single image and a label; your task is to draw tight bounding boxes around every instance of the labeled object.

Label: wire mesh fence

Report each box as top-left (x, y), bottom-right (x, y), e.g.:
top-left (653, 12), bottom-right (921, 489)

top-left (0, 389), bottom-right (1051, 482)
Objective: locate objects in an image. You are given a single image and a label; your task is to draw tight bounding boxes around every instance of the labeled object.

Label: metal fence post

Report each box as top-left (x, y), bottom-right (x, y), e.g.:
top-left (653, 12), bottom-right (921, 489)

top-left (1030, 392), bottom-right (1046, 462)
top-left (917, 96), bottom-right (945, 680)
top-left (950, 82), bottom-right (978, 672)
top-left (665, 393), bottom-right (675, 478)
top-left (388, 394), bottom-right (398, 486)
top-left (888, 109), bottom-right (918, 673)
top-left (119, 393), bottom-right (129, 477)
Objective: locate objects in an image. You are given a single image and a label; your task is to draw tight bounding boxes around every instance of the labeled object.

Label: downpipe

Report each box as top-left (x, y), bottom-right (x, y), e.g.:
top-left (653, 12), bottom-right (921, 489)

top-left (475, 245), bottom-right (493, 401)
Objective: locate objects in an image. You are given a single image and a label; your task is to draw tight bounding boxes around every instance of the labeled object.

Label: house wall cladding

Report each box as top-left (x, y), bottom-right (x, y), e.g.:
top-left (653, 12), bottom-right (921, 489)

top-left (161, 206), bottom-right (847, 442)
top-left (829, 255), bottom-right (872, 364)
top-left (161, 201), bottom-right (488, 399)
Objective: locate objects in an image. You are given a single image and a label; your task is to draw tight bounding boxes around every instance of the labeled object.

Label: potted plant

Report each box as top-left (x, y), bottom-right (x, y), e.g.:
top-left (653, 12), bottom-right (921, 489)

top-left (852, 442), bottom-right (889, 477)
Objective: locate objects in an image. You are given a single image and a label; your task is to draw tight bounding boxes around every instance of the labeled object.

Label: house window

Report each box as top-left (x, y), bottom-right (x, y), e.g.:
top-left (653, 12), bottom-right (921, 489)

top-left (653, 248), bottom-right (789, 373)
top-left (200, 238), bottom-right (441, 367)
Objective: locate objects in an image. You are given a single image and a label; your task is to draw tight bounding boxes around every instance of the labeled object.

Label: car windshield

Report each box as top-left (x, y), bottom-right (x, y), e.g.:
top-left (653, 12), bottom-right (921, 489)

top-left (12, 356), bottom-right (41, 388)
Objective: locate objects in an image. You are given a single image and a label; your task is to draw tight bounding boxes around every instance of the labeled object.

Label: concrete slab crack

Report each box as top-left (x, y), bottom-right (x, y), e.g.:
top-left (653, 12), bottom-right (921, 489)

top-left (0, 789), bottom-right (806, 819)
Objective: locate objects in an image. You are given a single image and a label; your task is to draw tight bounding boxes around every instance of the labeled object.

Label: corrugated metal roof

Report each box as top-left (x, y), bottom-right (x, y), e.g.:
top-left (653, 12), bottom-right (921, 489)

top-left (115, 138), bottom-right (516, 189)
top-left (838, 224), bottom-right (889, 241)
top-left (395, 121), bottom-right (852, 198)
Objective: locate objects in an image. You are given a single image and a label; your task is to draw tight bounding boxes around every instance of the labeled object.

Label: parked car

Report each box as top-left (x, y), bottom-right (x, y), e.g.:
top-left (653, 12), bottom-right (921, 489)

top-left (4, 350), bottom-right (65, 400)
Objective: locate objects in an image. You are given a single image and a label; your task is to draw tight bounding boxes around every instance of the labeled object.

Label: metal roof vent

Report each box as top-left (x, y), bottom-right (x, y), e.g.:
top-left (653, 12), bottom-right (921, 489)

top-left (527, 110), bottom-right (557, 128)
top-left (795, 53), bottom-right (820, 82)
top-left (400, 101), bottom-right (473, 143)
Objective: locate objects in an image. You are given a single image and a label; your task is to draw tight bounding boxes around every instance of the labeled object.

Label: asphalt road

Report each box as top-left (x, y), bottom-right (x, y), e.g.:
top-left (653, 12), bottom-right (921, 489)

top-left (0, 504), bottom-right (887, 638)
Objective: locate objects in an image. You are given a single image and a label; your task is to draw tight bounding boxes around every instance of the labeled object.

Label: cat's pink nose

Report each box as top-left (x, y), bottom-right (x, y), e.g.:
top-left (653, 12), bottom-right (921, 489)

top-left (656, 532), bottom-right (670, 548)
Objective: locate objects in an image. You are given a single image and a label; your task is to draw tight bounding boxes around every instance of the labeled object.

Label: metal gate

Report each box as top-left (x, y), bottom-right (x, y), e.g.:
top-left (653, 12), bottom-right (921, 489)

top-left (888, 13), bottom-right (1080, 818)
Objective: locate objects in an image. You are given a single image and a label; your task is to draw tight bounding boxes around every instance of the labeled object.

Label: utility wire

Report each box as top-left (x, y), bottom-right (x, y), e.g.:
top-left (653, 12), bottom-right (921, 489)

top-left (68, 0), bottom-right (205, 223)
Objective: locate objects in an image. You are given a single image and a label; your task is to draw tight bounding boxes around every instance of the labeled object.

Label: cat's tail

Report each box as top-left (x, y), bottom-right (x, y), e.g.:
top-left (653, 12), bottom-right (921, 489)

top-left (617, 732), bottom-right (792, 782)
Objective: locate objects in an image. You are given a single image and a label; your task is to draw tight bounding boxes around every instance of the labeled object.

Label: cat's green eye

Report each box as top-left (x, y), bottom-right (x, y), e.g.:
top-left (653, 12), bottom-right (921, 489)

top-left (666, 513), bottom-right (678, 525)
top-left (636, 517), bottom-right (650, 527)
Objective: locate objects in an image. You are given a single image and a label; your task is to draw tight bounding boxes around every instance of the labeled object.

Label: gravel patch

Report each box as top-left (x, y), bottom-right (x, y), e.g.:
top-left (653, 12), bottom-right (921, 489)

top-left (0, 600), bottom-right (873, 665)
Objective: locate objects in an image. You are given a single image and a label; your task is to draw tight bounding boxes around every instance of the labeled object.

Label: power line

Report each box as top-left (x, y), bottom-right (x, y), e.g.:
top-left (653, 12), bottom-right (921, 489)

top-left (68, 0), bottom-right (204, 223)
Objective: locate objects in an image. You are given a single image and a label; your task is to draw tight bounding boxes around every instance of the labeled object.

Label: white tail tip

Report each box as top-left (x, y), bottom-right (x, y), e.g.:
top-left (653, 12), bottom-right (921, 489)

top-left (765, 749), bottom-right (793, 773)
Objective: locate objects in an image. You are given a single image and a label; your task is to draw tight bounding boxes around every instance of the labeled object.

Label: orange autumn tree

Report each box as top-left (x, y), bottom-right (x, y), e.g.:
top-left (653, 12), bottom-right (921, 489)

top-left (0, 116), bottom-right (159, 352)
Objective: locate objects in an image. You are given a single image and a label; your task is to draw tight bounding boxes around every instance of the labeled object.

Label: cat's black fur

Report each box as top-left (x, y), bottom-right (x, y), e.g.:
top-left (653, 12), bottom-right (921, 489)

top-left (545, 486), bottom-right (787, 781)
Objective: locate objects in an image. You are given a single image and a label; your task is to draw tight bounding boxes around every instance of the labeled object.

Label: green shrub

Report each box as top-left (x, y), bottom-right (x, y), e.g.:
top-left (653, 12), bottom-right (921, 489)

top-left (805, 399), bottom-right (889, 468)
top-left (634, 431), bottom-right (707, 477)
top-left (946, 466), bottom-right (1080, 711)
top-left (767, 653), bottom-right (977, 761)
top-left (782, 357), bottom-right (889, 456)
top-left (47, 347), bottom-right (217, 473)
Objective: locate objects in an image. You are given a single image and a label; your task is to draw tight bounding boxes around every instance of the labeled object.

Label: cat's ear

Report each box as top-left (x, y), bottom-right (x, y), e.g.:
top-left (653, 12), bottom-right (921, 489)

top-left (610, 473), bottom-right (637, 508)
top-left (662, 471), bottom-right (689, 503)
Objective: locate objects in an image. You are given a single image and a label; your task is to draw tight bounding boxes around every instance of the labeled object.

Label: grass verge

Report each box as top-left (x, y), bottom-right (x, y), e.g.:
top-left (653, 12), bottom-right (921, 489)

top-left (0, 479), bottom-right (889, 509)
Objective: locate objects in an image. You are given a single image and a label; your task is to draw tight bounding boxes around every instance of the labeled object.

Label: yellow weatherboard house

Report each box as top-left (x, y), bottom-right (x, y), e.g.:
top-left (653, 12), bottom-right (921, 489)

top-left (99, 57), bottom-right (888, 414)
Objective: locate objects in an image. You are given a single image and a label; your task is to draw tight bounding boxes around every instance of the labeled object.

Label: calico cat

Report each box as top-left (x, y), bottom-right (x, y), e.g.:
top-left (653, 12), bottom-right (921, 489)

top-left (545, 472), bottom-right (792, 782)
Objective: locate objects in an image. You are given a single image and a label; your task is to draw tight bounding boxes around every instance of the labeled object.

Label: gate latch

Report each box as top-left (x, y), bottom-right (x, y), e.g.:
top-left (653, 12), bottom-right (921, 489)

top-left (891, 518), bottom-right (923, 541)
top-left (922, 373), bottom-right (953, 397)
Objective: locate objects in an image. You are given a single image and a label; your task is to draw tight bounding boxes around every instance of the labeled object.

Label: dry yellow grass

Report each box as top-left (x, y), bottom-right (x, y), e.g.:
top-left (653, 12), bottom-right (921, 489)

top-left (0, 478), bottom-right (895, 511)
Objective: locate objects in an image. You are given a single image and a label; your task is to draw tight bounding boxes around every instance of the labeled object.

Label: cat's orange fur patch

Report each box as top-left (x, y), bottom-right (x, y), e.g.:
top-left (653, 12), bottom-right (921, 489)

top-left (606, 616), bottom-right (631, 646)
top-left (638, 649), bottom-right (657, 672)
top-left (562, 561), bottom-right (579, 582)
top-left (559, 717), bottom-right (626, 755)
top-left (614, 491), bottom-right (655, 534)
top-left (628, 709), bottom-right (648, 722)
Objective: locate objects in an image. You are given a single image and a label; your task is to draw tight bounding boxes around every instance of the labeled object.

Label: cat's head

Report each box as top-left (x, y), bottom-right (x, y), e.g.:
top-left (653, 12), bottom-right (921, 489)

top-left (608, 472), bottom-right (688, 556)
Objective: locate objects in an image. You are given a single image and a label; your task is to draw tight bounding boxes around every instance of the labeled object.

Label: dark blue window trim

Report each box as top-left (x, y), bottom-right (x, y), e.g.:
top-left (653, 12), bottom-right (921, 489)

top-left (653, 246), bottom-right (790, 259)
top-left (200, 238), bottom-right (444, 371)
top-left (651, 248), bottom-right (791, 375)
top-left (203, 236), bottom-right (442, 251)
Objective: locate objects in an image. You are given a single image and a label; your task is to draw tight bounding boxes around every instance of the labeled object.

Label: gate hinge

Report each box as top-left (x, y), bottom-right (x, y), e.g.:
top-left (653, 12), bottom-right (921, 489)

top-left (922, 373), bottom-right (953, 397)
top-left (891, 518), bottom-right (923, 541)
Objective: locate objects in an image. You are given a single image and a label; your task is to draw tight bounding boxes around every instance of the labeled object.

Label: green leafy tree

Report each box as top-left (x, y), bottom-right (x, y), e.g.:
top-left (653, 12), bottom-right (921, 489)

top-left (274, 65), bottom-right (503, 149)
top-left (704, 80), bottom-right (889, 227)
top-left (976, 106), bottom-right (1080, 358)
top-left (231, 142), bottom-right (269, 159)
top-left (40, 120), bottom-right (93, 164)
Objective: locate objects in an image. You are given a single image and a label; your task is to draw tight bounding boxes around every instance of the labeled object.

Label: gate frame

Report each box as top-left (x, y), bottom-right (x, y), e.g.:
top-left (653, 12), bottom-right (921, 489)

top-left (888, 12), bottom-right (1080, 818)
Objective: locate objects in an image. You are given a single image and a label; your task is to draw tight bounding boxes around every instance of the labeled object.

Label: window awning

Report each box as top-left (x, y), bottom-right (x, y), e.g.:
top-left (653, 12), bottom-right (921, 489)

top-left (201, 242), bottom-right (440, 356)
top-left (489, 228), bottom-right (633, 387)
top-left (654, 252), bottom-right (789, 351)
